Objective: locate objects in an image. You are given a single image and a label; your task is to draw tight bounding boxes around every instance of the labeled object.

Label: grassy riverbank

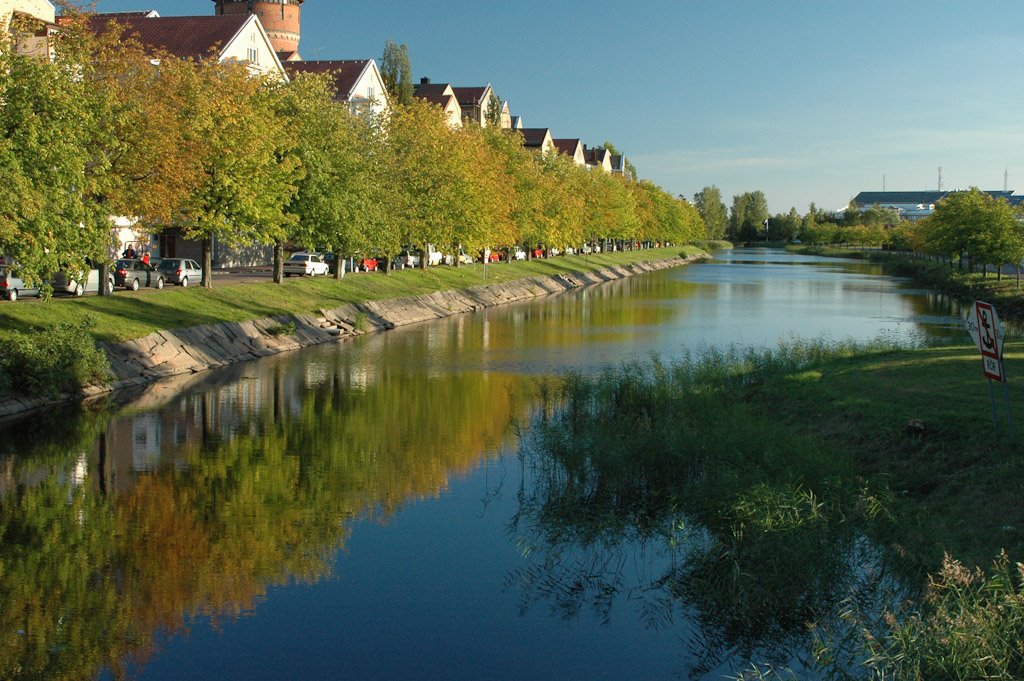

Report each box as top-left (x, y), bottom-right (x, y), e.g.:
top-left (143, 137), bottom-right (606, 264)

top-left (534, 338), bottom-right (1024, 677)
top-left (0, 246), bottom-right (705, 344)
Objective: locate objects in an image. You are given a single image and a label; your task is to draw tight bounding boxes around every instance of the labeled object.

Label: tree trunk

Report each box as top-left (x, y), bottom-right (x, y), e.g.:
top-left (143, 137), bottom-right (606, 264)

top-left (455, 242), bottom-right (462, 268)
top-left (420, 245), bottom-right (427, 270)
top-left (202, 237), bottom-right (213, 289)
top-left (273, 241), bottom-right (284, 283)
top-left (334, 251), bottom-right (343, 280)
top-left (98, 262), bottom-right (111, 297)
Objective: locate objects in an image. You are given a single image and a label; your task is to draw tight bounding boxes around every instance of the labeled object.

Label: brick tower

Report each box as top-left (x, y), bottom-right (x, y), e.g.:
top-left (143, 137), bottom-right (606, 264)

top-left (213, 0), bottom-right (304, 57)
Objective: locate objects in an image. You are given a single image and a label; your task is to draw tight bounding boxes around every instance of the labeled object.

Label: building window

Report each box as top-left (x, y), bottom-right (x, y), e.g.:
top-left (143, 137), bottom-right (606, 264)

top-left (247, 47), bottom-right (259, 64)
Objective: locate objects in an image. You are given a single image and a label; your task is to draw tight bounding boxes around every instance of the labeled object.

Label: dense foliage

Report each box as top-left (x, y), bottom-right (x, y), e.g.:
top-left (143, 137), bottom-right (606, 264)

top-left (0, 8), bottom-right (705, 291)
top-left (0, 321), bottom-right (109, 397)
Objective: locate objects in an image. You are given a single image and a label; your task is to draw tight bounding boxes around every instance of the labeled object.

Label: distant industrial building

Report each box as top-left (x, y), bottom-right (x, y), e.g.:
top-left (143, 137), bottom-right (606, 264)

top-left (851, 190), bottom-right (1023, 221)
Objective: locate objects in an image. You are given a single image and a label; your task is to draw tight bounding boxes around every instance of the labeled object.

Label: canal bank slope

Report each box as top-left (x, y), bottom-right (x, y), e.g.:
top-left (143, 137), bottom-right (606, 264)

top-left (0, 252), bottom-right (705, 419)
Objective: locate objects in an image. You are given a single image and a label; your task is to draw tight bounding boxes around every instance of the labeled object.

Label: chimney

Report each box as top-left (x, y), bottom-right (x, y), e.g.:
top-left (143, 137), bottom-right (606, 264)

top-left (420, 77), bottom-right (430, 85)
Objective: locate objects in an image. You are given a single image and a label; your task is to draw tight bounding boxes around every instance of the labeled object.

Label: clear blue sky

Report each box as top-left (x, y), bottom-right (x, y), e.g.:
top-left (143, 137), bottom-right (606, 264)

top-left (93, 0), bottom-right (1024, 213)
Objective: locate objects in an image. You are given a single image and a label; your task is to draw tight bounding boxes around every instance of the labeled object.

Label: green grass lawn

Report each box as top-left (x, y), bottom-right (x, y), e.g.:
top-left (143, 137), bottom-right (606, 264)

top-left (0, 246), bottom-right (706, 343)
top-left (761, 340), bottom-right (1024, 570)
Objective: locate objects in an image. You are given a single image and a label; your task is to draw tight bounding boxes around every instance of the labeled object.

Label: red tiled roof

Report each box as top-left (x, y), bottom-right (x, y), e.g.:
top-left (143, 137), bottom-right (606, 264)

top-left (284, 60), bottom-right (372, 100)
top-left (86, 14), bottom-right (250, 60)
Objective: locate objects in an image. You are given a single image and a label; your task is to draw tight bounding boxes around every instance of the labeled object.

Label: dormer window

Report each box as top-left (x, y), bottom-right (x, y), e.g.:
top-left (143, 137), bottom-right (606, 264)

top-left (247, 47), bottom-right (259, 64)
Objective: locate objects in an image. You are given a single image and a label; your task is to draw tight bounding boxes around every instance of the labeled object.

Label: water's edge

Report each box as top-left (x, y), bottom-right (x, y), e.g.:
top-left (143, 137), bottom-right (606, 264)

top-left (0, 256), bottom-right (700, 421)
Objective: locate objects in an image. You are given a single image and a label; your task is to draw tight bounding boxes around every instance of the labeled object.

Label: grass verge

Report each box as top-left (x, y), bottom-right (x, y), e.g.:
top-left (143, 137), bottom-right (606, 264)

top-left (531, 338), bottom-right (1024, 677)
top-left (0, 246), bottom-right (705, 344)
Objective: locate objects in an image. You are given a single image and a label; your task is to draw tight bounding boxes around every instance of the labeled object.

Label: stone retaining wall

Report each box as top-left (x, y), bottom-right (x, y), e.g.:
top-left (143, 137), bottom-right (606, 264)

top-left (0, 256), bottom-right (697, 421)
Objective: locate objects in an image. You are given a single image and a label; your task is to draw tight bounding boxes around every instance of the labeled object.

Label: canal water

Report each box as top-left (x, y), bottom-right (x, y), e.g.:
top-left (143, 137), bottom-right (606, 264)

top-left (0, 249), bottom-right (964, 680)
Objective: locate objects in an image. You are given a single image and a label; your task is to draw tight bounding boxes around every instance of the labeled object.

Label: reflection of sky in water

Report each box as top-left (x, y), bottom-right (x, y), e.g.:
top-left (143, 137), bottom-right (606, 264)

top-left (344, 248), bottom-right (965, 376)
top-left (10, 249), bottom-right (963, 681)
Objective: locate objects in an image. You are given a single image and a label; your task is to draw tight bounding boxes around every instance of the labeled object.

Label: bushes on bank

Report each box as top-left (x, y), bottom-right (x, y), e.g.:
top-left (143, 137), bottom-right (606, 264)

top-left (0, 321), bottom-right (110, 399)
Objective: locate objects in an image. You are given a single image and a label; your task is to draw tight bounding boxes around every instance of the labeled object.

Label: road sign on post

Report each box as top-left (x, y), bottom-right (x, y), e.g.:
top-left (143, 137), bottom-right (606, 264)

top-left (967, 300), bottom-right (1013, 442)
top-left (967, 301), bottom-right (1005, 382)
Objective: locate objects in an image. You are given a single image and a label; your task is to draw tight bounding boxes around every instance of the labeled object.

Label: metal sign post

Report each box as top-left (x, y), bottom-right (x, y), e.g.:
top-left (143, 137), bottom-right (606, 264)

top-left (967, 301), bottom-right (1013, 442)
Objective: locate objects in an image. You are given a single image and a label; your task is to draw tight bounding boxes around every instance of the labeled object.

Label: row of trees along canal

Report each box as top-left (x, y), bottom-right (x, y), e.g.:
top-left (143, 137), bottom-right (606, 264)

top-left (0, 10), bottom-right (705, 293)
top-left (695, 184), bottom-right (1024, 275)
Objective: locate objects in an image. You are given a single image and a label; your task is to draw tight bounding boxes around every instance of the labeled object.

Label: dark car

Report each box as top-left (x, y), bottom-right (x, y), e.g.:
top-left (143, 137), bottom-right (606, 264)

top-left (114, 259), bottom-right (165, 291)
top-left (156, 258), bottom-right (202, 287)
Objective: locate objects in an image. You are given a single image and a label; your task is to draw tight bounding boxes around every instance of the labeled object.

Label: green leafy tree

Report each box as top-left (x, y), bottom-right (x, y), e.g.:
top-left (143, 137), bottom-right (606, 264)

top-left (173, 61), bottom-right (301, 287)
top-left (694, 186), bottom-right (728, 239)
top-left (380, 40), bottom-right (413, 106)
top-left (769, 207), bottom-right (801, 242)
top-left (273, 72), bottom-right (387, 280)
top-left (485, 92), bottom-right (503, 128)
top-left (922, 188), bottom-right (1024, 276)
top-left (382, 99), bottom-right (464, 269)
top-left (0, 24), bottom-right (114, 290)
top-left (730, 191), bottom-right (769, 241)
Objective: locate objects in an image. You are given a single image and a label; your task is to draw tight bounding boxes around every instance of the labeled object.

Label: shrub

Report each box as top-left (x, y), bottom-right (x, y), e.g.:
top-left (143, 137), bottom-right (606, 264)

top-left (0, 321), bottom-right (110, 399)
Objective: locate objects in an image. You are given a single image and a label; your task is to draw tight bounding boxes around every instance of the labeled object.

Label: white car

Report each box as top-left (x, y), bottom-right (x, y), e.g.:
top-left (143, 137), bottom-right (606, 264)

top-left (563, 246), bottom-right (576, 256)
top-left (580, 244), bottom-right (601, 254)
top-left (284, 252), bottom-right (330, 277)
top-left (512, 247), bottom-right (526, 260)
top-left (444, 250), bottom-right (474, 266)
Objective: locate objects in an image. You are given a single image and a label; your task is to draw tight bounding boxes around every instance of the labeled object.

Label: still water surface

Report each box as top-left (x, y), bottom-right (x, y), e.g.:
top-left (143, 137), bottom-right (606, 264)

top-left (0, 249), bottom-right (964, 680)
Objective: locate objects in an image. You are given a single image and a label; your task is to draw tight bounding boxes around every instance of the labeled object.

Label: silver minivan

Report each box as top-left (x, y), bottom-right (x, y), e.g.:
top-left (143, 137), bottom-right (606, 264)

top-left (52, 268), bottom-right (114, 296)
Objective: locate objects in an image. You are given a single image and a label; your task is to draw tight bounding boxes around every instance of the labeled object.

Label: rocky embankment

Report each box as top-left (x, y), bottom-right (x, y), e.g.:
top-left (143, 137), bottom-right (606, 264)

top-left (0, 256), bottom-right (698, 420)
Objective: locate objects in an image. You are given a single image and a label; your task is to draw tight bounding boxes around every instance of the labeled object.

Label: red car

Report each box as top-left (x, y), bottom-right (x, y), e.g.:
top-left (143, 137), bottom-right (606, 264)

top-left (359, 257), bottom-right (379, 272)
top-left (532, 247), bottom-right (545, 258)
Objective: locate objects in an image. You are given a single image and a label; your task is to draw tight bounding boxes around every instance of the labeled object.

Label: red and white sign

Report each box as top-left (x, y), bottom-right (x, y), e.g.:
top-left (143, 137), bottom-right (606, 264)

top-left (967, 301), bottom-right (1006, 382)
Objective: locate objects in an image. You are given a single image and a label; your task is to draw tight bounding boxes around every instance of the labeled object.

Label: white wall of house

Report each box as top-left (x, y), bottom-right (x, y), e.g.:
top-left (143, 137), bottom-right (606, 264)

top-left (219, 15), bottom-right (287, 79)
top-left (0, 0), bottom-right (54, 30)
top-left (346, 60), bottom-right (390, 117)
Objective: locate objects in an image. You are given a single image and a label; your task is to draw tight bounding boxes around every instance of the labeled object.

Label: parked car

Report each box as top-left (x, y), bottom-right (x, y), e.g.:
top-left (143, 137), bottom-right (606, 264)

top-left (357, 256), bottom-right (379, 272)
top-left (395, 249), bottom-right (420, 268)
top-left (479, 249), bottom-right (500, 264)
top-left (512, 247), bottom-right (527, 261)
top-left (156, 258), bottom-right (202, 287)
top-left (532, 247), bottom-right (545, 258)
top-left (114, 259), bottom-right (165, 290)
top-left (563, 246), bottom-right (576, 256)
top-left (0, 269), bottom-right (40, 301)
top-left (444, 250), bottom-right (475, 266)
top-left (284, 252), bottom-right (330, 277)
top-left (51, 264), bottom-right (114, 297)
top-left (580, 244), bottom-right (600, 254)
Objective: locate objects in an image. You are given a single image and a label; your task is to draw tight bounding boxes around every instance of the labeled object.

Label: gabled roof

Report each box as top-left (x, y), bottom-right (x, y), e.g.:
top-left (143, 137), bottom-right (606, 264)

top-left (520, 128), bottom-right (551, 148)
top-left (610, 154), bottom-right (624, 171)
top-left (452, 86), bottom-right (490, 107)
top-left (85, 13), bottom-right (252, 61)
top-left (284, 59), bottom-right (377, 101)
top-left (413, 82), bottom-right (456, 107)
top-left (553, 138), bottom-right (583, 156)
top-left (276, 50), bottom-right (300, 62)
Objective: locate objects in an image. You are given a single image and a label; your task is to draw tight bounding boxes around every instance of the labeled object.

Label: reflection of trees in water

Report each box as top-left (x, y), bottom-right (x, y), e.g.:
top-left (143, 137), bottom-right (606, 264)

top-left (0, 355), bottom-right (527, 680)
top-left (508, 371), bottom-right (907, 679)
